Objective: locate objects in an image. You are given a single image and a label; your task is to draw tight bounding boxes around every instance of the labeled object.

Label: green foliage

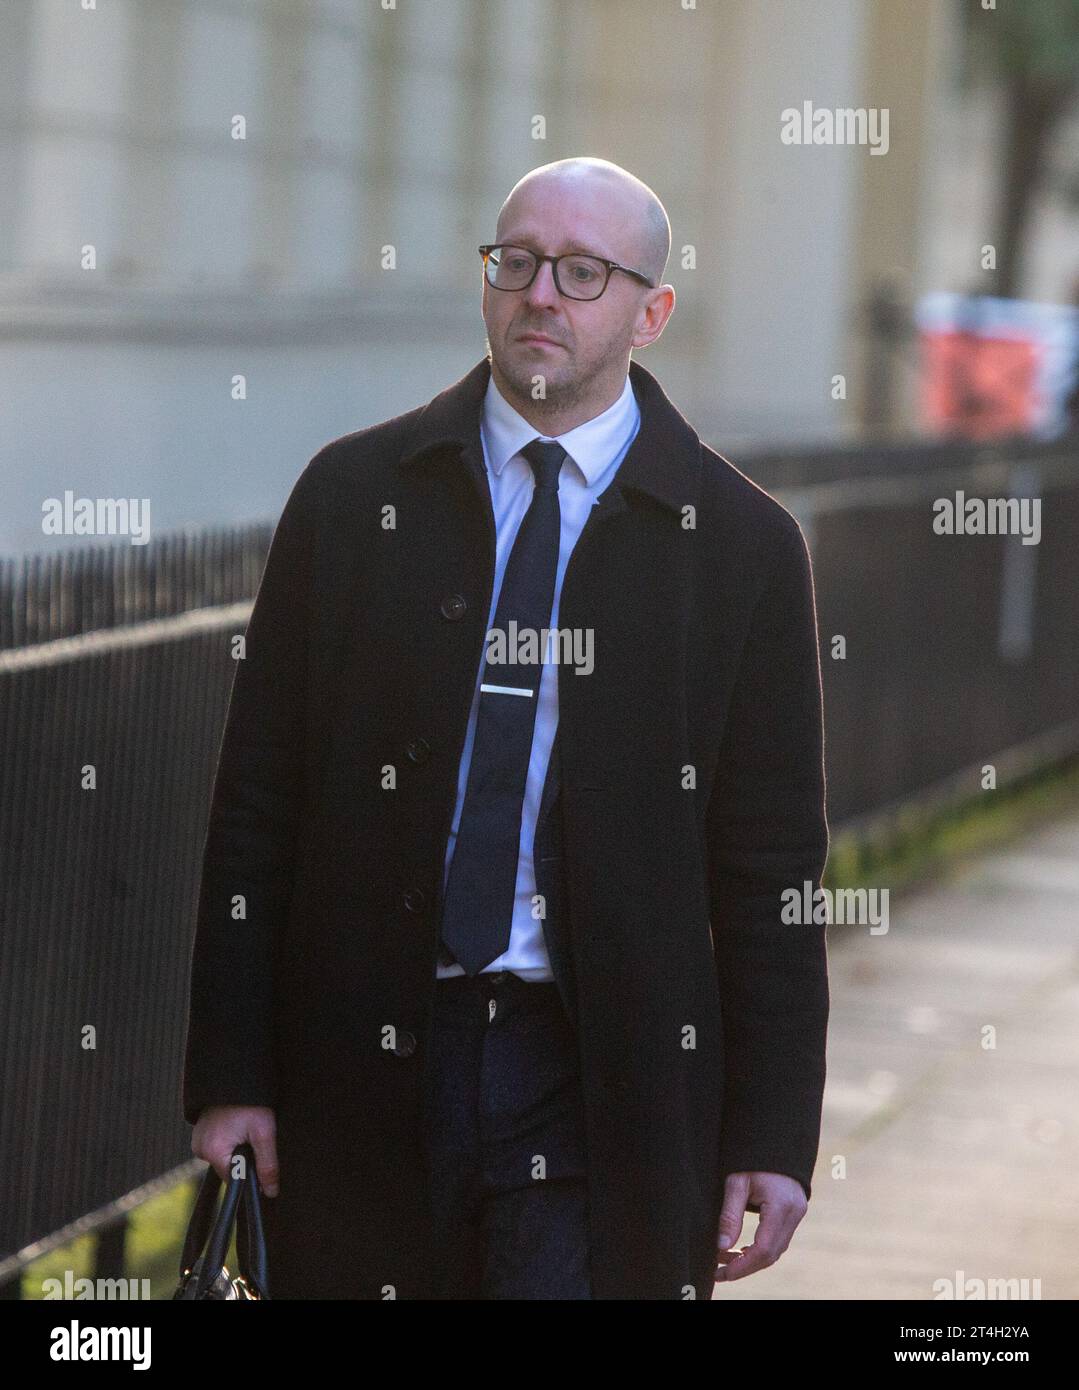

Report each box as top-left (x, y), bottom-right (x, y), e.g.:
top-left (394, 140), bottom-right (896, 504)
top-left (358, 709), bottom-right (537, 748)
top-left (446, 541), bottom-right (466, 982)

top-left (825, 754), bottom-right (1079, 898)
top-left (20, 1174), bottom-right (240, 1301)
top-left (963, 0), bottom-right (1079, 89)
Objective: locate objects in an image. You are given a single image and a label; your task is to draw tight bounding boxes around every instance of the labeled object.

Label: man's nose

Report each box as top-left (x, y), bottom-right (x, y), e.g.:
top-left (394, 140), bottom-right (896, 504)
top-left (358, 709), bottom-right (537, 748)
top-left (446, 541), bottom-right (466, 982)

top-left (523, 258), bottom-right (561, 308)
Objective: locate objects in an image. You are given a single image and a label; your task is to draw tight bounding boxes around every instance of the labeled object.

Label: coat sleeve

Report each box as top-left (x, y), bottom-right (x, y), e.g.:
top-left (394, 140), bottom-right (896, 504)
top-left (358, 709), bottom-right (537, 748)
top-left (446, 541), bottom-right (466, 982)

top-left (180, 456), bottom-right (324, 1126)
top-left (706, 513), bottom-right (829, 1205)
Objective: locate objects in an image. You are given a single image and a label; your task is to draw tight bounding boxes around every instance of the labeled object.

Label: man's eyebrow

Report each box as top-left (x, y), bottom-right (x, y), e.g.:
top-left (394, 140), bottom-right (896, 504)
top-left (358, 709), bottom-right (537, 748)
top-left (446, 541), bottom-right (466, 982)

top-left (501, 237), bottom-right (613, 260)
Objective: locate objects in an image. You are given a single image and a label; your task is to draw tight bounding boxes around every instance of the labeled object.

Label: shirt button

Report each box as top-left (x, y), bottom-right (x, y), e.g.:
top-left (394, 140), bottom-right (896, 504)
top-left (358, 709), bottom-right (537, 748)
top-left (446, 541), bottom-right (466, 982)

top-left (440, 593), bottom-right (467, 621)
top-left (405, 738), bottom-right (432, 764)
top-left (402, 888), bottom-right (427, 913)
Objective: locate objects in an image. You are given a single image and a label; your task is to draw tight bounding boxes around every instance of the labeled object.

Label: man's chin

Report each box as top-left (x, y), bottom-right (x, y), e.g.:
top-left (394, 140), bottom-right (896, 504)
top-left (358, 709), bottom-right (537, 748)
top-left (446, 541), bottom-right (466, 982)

top-left (496, 347), bottom-right (573, 393)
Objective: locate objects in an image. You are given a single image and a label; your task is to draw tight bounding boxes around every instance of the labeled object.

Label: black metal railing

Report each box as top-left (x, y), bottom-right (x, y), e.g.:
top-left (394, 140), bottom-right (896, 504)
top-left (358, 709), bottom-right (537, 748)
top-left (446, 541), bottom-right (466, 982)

top-left (0, 527), bottom-right (270, 1287)
top-left (770, 435), bottom-right (1078, 825)
top-left (0, 523), bottom-right (271, 650)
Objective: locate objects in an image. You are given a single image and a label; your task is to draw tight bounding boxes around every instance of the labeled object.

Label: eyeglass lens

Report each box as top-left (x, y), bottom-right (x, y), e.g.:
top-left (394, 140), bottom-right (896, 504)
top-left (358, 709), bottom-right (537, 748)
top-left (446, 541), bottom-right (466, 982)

top-left (485, 246), bottom-right (607, 299)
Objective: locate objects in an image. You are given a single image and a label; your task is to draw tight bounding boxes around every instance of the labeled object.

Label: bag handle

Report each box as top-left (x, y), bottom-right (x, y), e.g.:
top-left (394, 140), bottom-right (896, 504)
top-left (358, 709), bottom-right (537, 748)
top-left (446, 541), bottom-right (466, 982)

top-left (178, 1141), bottom-right (270, 1298)
top-left (178, 1157), bottom-right (224, 1281)
top-left (236, 1151), bottom-right (270, 1298)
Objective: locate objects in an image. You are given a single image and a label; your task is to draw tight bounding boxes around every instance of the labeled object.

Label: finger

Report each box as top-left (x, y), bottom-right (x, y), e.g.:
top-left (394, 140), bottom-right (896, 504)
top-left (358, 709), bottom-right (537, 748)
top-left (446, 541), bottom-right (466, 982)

top-left (716, 1172), bottom-right (749, 1252)
top-left (715, 1201), bottom-right (797, 1282)
top-left (715, 1234), bottom-right (779, 1281)
top-left (248, 1119), bottom-right (280, 1197)
top-left (713, 1244), bottom-right (752, 1279)
top-left (205, 1146), bottom-right (234, 1185)
top-left (754, 1195), bottom-right (802, 1262)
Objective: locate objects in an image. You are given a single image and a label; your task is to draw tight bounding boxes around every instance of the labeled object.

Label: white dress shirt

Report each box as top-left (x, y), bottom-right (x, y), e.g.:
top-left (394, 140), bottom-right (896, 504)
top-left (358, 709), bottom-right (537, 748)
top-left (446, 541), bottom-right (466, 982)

top-left (437, 367), bottom-right (641, 980)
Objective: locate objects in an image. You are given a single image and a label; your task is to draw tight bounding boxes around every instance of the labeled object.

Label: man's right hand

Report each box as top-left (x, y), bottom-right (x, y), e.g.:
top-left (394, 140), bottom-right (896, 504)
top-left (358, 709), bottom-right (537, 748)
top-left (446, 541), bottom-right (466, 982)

top-left (191, 1106), bottom-right (279, 1197)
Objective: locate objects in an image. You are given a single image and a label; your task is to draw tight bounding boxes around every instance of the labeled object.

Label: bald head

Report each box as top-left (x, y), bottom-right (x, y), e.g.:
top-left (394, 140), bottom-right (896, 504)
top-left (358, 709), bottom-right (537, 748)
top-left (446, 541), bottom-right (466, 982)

top-left (482, 156), bottom-right (677, 425)
top-left (495, 157), bottom-right (671, 288)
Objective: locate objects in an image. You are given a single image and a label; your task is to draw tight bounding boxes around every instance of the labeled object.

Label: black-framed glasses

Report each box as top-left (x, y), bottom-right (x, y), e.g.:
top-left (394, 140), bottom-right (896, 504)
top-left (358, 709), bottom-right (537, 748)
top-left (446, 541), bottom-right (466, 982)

top-left (478, 243), bottom-right (655, 300)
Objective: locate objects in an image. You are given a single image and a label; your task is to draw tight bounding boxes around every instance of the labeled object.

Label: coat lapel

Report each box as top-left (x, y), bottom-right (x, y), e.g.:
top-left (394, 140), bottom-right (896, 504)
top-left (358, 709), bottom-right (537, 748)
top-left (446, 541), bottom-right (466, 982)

top-left (398, 353), bottom-right (703, 519)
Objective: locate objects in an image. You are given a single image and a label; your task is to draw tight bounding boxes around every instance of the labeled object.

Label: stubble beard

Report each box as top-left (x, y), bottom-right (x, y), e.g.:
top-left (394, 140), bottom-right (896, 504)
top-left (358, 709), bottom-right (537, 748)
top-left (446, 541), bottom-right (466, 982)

top-left (490, 334), bottom-right (613, 423)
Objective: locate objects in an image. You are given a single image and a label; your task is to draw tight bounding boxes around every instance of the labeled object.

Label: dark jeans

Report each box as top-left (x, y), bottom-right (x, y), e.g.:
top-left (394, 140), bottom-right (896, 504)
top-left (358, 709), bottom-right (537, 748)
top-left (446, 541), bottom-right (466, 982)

top-left (423, 970), bottom-right (592, 1299)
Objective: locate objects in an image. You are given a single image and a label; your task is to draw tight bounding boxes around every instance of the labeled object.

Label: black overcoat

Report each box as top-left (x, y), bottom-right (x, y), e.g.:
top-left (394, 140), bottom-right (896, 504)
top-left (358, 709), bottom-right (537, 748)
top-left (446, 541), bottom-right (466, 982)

top-left (181, 354), bottom-right (830, 1300)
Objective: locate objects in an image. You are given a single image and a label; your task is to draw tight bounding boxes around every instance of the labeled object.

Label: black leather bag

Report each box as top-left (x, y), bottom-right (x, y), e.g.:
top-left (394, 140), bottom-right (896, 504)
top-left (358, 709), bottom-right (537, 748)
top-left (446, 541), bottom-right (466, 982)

top-left (173, 1141), bottom-right (271, 1299)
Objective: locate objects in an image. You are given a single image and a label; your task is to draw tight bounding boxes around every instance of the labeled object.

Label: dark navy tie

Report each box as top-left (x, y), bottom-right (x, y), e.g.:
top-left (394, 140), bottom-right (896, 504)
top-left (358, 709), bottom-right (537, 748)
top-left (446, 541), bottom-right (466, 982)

top-left (438, 438), bottom-right (567, 975)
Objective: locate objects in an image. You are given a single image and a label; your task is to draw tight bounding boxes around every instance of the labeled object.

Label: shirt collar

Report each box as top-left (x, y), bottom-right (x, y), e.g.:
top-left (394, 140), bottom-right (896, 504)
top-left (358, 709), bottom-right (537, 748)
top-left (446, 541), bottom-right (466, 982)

top-left (481, 370), bottom-right (640, 487)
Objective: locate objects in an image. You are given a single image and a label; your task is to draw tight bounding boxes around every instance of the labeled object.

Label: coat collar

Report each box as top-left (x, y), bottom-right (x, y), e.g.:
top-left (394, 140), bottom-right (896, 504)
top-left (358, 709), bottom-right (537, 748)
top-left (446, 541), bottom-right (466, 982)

top-left (399, 355), bottom-right (701, 515)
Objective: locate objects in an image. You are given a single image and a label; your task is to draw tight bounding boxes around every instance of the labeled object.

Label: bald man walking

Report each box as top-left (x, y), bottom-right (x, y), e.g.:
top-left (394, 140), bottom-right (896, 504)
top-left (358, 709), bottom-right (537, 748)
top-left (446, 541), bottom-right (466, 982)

top-left (183, 157), bottom-right (830, 1300)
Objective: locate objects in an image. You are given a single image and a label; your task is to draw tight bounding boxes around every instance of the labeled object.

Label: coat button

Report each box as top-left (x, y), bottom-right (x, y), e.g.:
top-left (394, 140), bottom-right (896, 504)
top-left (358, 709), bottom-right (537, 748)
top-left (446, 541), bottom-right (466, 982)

top-left (392, 1030), bottom-right (417, 1057)
top-left (402, 888), bottom-right (427, 913)
top-left (405, 738), bottom-right (431, 764)
top-left (440, 593), bottom-right (467, 621)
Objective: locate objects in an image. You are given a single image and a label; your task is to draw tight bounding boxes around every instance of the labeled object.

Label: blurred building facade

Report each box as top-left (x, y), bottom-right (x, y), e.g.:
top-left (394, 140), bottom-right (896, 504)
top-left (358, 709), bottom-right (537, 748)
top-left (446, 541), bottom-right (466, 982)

top-left (2, 0), bottom-right (964, 557)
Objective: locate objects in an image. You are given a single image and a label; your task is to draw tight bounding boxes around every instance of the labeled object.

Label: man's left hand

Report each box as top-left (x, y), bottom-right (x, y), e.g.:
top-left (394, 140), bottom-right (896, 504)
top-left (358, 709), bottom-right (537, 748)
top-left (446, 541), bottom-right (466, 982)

top-left (714, 1171), bottom-right (808, 1282)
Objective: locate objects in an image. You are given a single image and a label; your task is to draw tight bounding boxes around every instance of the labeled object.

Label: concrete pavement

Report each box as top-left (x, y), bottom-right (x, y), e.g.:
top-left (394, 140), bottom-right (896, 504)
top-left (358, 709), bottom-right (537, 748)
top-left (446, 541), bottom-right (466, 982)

top-left (713, 806), bottom-right (1079, 1300)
